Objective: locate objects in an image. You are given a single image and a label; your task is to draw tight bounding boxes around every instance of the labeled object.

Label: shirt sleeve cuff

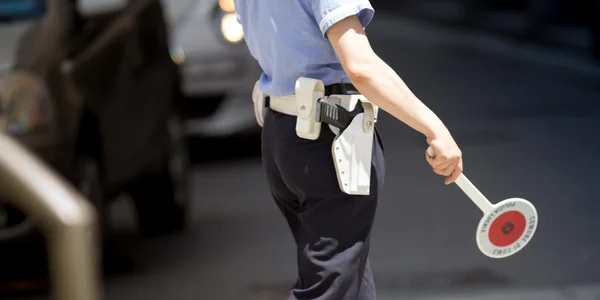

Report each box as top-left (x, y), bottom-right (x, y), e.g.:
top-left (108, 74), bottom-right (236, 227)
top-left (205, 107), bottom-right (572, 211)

top-left (318, 1), bottom-right (375, 38)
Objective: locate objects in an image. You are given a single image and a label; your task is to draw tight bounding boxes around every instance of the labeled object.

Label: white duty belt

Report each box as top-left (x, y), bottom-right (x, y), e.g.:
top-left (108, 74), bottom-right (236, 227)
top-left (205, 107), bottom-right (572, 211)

top-left (252, 78), bottom-right (379, 196)
top-left (268, 95), bottom-right (298, 116)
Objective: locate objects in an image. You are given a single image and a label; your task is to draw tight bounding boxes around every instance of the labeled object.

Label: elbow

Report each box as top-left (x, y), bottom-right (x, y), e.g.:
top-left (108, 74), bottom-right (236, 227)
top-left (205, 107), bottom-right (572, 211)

top-left (346, 65), bottom-right (371, 84)
top-left (344, 56), bottom-right (377, 85)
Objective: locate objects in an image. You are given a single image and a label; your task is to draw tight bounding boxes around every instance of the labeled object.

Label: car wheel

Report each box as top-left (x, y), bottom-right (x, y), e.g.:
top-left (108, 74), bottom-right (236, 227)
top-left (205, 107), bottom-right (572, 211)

top-left (129, 113), bottom-right (191, 237)
top-left (75, 155), bottom-right (118, 271)
top-left (76, 155), bottom-right (138, 274)
top-left (75, 155), bottom-right (108, 245)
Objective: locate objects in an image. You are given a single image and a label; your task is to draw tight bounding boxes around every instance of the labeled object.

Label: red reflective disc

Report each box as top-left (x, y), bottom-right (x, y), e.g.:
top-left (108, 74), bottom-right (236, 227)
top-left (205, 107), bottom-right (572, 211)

top-left (489, 210), bottom-right (526, 247)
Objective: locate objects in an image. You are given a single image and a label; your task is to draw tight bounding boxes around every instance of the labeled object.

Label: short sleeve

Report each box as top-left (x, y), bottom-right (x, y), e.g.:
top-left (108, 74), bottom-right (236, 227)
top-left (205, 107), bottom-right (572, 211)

top-left (233, 0), bottom-right (242, 24)
top-left (310, 0), bottom-right (375, 38)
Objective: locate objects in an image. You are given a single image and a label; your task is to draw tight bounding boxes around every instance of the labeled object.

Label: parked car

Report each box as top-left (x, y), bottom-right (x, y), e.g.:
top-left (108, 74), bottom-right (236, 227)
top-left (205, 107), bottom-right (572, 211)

top-left (161, 0), bottom-right (261, 137)
top-left (0, 0), bottom-right (191, 277)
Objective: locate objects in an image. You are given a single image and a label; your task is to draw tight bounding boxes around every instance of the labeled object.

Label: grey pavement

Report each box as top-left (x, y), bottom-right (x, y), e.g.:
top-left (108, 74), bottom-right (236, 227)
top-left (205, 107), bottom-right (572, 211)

top-left (378, 1), bottom-right (596, 54)
top-left (370, 13), bottom-right (600, 79)
top-left (378, 284), bottom-right (600, 300)
top-left (4, 13), bottom-right (600, 300)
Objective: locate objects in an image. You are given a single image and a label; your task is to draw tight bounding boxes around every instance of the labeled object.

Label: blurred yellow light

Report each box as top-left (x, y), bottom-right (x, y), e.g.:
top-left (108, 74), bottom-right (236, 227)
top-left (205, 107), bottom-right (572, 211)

top-left (221, 13), bottom-right (244, 43)
top-left (170, 47), bottom-right (185, 65)
top-left (219, 0), bottom-right (235, 13)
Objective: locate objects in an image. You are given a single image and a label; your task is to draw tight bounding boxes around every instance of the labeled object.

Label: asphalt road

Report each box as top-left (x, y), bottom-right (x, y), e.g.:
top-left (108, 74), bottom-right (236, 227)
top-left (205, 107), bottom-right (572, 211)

top-left (4, 14), bottom-right (600, 300)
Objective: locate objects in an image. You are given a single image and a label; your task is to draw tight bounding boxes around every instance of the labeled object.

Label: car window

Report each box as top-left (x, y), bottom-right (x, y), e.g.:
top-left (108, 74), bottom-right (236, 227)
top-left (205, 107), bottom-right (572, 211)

top-left (0, 21), bottom-right (32, 74)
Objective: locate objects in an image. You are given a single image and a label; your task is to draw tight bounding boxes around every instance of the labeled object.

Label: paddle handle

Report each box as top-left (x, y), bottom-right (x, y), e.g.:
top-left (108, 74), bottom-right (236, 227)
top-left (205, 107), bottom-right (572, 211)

top-left (427, 147), bottom-right (494, 214)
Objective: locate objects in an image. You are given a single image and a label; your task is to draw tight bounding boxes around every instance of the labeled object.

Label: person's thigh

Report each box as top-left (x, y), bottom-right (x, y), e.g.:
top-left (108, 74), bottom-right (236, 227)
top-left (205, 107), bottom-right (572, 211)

top-left (274, 121), bottom-right (385, 300)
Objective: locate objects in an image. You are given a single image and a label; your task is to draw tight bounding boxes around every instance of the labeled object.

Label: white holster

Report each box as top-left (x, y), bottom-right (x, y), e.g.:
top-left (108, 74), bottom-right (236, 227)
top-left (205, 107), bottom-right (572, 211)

top-left (252, 81), bottom-right (268, 127)
top-left (329, 94), bottom-right (378, 195)
top-left (294, 78), bottom-right (379, 195)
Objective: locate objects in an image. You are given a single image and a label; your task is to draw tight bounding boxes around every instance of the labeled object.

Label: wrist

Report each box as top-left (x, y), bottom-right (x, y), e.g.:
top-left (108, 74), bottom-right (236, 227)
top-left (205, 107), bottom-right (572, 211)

top-left (424, 122), bottom-right (449, 140)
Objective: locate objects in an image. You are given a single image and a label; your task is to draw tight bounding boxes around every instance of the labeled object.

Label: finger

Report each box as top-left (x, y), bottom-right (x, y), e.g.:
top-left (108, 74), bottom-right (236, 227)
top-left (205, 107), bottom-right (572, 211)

top-left (434, 156), bottom-right (458, 172)
top-left (445, 171), bottom-right (460, 185)
top-left (425, 152), bottom-right (434, 167)
top-left (439, 160), bottom-right (458, 177)
top-left (425, 150), bottom-right (434, 162)
top-left (432, 160), bottom-right (452, 175)
top-left (439, 162), bottom-right (456, 177)
top-left (425, 145), bottom-right (456, 167)
top-left (429, 155), bottom-right (453, 168)
top-left (444, 160), bottom-right (463, 185)
top-left (425, 151), bottom-right (440, 167)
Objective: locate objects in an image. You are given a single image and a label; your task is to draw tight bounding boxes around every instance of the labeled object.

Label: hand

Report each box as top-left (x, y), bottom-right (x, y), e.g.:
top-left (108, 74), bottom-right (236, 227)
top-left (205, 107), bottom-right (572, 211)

top-left (425, 134), bottom-right (463, 185)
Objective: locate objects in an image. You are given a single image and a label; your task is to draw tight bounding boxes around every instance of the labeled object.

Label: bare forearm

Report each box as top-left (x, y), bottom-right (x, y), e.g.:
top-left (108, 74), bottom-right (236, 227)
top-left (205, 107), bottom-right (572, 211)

top-left (349, 56), bottom-right (449, 138)
top-left (326, 15), bottom-right (450, 138)
top-left (327, 15), bottom-right (463, 183)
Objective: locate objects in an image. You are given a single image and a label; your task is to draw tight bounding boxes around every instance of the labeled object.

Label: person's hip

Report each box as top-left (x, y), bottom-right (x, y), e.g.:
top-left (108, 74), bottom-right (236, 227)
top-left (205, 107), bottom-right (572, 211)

top-left (257, 77), bottom-right (383, 197)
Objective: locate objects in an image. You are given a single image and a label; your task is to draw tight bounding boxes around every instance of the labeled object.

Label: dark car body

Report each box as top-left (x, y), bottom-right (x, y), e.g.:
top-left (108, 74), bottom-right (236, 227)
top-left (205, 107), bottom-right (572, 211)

top-left (0, 0), bottom-right (191, 275)
top-left (162, 0), bottom-right (261, 137)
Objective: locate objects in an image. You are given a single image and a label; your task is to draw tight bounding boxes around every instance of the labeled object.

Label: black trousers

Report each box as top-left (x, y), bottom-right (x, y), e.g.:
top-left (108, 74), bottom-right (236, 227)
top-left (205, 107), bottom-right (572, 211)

top-left (261, 109), bottom-right (386, 300)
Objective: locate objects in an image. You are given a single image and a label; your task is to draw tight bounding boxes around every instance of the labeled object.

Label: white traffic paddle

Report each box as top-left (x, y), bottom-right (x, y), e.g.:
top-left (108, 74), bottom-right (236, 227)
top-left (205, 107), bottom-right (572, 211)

top-left (427, 147), bottom-right (538, 259)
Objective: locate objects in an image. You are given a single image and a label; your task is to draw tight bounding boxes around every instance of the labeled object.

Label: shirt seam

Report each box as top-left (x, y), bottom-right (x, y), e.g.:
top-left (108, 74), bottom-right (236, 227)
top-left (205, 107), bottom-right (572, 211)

top-left (318, 0), bottom-right (371, 31)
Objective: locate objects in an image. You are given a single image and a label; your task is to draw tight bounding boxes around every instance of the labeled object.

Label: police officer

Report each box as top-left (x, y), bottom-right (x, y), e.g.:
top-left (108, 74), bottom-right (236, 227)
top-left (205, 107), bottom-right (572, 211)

top-left (235, 1), bottom-right (463, 299)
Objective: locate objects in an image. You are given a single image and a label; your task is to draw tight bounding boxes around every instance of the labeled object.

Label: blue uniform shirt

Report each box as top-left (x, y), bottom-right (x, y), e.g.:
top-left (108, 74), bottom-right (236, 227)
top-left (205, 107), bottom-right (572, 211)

top-left (234, 0), bottom-right (375, 96)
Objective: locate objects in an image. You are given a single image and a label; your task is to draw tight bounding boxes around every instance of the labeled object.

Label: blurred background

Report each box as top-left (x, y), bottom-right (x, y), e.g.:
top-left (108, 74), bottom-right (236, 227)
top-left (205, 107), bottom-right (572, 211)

top-left (0, 0), bottom-right (598, 299)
